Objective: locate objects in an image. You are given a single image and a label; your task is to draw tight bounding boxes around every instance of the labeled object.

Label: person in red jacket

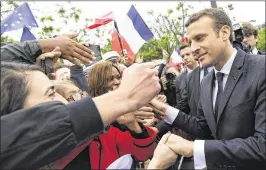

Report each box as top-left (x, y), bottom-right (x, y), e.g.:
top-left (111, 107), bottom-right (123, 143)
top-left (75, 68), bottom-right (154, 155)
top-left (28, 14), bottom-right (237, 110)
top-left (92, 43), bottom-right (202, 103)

top-left (52, 61), bottom-right (157, 170)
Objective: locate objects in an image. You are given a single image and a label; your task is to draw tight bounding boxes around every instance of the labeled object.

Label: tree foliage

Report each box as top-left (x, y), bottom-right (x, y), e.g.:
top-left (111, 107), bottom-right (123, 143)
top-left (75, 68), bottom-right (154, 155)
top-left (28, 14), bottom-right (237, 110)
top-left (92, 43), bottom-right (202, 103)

top-left (138, 2), bottom-right (193, 62)
top-left (257, 27), bottom-right (266, 52)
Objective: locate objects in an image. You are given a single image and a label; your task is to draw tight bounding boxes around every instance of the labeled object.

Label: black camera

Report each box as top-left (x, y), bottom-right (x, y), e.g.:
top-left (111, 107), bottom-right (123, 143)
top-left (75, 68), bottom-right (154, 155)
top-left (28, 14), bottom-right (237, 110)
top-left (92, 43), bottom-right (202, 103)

top-left (232, 23), bottom-right (252, 53)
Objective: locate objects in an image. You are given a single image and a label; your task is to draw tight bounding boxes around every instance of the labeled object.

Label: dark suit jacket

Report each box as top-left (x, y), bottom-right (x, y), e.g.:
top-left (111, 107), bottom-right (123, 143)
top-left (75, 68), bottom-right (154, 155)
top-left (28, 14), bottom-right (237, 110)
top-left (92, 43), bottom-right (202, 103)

top-left (175, 69), bottom-right (188, 103)
top-left (177, 67), bottom-right (201, 115)
top-left (172, 49), bottom-right (266, 169)
top-left (156, 68), bottom-right (204, 140)
top-left (156, 70), bottom-right (189, 138)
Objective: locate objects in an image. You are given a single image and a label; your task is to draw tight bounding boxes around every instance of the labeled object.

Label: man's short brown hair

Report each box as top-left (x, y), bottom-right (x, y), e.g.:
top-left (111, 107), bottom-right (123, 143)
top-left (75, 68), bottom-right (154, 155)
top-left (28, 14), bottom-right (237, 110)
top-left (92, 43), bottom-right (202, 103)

top-left (242, 22), bottom-right (258, 37)
top-left (185, 8), bottom-right (233, 43)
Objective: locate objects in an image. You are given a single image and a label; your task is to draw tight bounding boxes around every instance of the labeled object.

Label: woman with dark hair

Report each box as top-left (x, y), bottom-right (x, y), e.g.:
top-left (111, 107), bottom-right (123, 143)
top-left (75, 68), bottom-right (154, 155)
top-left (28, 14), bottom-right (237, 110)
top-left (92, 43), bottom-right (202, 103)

top-left (87, 61), bottom-right (121, 96)
top-left (1, 62), bottom-right (68, 116)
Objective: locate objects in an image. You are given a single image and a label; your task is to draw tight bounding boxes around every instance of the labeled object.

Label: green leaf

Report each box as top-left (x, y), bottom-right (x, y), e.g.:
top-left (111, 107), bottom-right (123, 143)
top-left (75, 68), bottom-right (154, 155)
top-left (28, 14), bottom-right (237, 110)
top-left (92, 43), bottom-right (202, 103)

top-left (257, 27), bottom-right (266, 52)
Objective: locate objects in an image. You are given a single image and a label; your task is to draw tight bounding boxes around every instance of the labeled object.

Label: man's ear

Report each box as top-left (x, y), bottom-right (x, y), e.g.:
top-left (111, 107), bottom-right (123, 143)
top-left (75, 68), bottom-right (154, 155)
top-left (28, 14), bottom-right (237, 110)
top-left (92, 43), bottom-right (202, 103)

top-left (220, 25), bottom-right (231, 41)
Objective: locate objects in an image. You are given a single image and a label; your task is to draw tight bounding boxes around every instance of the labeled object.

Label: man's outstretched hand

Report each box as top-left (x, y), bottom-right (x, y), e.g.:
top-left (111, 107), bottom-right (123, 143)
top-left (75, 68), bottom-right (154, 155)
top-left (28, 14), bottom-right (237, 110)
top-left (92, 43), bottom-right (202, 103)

top-left (40, 33), bottom-right (95, 65)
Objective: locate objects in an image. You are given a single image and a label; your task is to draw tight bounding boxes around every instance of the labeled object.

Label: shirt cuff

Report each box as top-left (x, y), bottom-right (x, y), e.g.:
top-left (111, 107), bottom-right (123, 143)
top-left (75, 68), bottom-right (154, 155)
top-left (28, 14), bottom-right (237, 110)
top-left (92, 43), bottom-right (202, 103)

top-left (164, 106), bottom-right (179, 125)
top-left (194, 140), bottom-right (207, 169)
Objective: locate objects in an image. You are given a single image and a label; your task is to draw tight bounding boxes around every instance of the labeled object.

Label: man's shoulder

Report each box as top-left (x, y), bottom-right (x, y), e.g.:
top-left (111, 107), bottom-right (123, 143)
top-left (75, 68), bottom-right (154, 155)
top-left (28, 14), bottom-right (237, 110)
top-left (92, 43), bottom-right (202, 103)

top-left (246, 52), bottom-right (265, 67)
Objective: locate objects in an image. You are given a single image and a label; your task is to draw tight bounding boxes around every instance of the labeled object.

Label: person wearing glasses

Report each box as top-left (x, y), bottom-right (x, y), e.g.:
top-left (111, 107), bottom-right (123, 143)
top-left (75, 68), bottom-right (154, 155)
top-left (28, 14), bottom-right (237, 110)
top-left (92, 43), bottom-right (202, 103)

top-left (54, 80), bottom-right (88, 102)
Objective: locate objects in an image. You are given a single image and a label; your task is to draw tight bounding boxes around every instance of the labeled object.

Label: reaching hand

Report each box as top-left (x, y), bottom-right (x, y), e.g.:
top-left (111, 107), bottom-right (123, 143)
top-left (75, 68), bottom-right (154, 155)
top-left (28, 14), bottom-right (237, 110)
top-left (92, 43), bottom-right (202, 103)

top-left (116, 112), bottom-right (136, 125)
top-left (41, 33), bottom-right (95, 65)
top-left (155, 94), bottom-right (167, 103)
top-left (134, 106), bottom-right (154, 123)
top-left (166, 134), bottom-right (194, 158)
top-left (118, 62), bottom-right (161, 112)
top-left (149, 98), bottom-right (168, 115)
top-left (148, 134), bottom-right (178, 169)
top-left (36, 46), bottom-right (61, 66)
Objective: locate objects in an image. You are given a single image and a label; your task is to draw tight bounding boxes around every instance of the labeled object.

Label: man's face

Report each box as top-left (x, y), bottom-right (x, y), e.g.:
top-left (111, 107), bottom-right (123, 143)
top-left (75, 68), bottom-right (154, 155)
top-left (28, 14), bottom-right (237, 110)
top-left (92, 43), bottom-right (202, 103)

top-left (179, 47), bottom-right (197, 69)
top-left (187, 16), bottom-right (227, 68)
top-left (243, 34), bottom-right (257, 49)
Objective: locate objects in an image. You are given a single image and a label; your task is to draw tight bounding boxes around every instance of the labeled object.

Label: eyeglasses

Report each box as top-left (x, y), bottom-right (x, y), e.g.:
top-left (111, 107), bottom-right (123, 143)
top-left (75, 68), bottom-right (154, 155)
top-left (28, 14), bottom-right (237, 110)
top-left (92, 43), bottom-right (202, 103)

top-left (66, 91), bottom-right (88, 102)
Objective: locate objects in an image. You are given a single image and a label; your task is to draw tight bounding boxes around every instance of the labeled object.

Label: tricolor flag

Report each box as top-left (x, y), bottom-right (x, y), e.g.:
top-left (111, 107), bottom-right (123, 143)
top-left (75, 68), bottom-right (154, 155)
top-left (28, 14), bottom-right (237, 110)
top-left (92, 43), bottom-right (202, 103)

top-left (113, 5), bottom-right (153, 61)
top-left (87, 11), bottom-right (114, 30)
top-left (169, 46), bottom-right (183, 67)
top-left (111, 30), bottom-right (135, 62)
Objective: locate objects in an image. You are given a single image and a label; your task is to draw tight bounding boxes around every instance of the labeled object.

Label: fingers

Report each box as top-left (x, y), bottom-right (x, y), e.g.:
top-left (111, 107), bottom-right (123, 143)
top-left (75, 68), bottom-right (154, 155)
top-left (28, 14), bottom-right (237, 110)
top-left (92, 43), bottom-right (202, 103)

top-left (135, 112), bottom-right (154, 118)
top-left (140, 62), bottom-right (157, 69)
top-left (75, 42), bottom-right (95, 56)
top-left (136, 118), bottom-right (147, 124)
top-left (64, 33), bottom-right (78, 39)
top-left (52, 46), bottom-right (61, 52)
top-left (62, 55), bottom-right (75, 63)
top-left (135, 115), bottom-right (154, 120)
top-left (138, 106), bottom-right (153, 112)
top-left (72, 51), bottom-right (92, 64)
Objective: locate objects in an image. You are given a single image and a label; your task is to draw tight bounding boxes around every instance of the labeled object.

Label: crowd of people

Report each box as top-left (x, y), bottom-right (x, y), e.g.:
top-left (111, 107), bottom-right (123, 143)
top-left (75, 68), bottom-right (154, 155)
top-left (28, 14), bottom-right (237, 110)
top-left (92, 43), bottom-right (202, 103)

top-left (1, 8), bottom-right (265, 170)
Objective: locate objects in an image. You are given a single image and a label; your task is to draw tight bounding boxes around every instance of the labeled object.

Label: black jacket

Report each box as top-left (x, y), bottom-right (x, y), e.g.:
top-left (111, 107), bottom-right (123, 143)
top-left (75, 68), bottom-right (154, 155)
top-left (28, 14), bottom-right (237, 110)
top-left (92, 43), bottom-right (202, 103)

top-left (1, 97), bottom-right (104, 169)
top-left (70, 65), bottom-right (89, 92)
top-left (1, 40), bottom-right (42, 63)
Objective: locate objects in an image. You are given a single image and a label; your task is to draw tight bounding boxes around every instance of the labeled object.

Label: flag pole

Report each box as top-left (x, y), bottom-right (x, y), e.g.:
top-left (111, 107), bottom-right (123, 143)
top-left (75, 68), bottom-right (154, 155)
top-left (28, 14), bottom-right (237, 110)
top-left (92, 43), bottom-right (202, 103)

top-left (113, 20), bottom-right (125, 56)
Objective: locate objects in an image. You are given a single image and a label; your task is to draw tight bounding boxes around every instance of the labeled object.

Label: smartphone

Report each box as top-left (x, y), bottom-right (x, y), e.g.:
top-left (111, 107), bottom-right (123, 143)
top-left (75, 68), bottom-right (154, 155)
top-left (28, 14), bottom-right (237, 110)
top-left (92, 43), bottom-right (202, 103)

top-left (87, 45), bottom-right (102, 57)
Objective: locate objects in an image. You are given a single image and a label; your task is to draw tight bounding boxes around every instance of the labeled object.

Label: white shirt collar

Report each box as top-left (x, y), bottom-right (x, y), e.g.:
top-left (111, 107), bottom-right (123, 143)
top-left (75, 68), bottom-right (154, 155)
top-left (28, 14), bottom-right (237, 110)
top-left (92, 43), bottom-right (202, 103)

top-left (252, 47), bottom-right (258, 54)
top-left (187, 68), bottom-right (193, 73)
top-left (214, 48), bottom-right (237, 76)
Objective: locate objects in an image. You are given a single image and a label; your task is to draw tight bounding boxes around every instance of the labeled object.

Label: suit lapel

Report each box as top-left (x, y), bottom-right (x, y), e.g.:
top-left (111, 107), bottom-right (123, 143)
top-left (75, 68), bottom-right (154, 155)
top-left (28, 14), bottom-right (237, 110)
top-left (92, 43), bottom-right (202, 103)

top-left (202, 70), bottom-right (217, 134)
top-left (217, 50), bottom-right (246, 123)
top-left (194, 67), bottom-right (201, 105)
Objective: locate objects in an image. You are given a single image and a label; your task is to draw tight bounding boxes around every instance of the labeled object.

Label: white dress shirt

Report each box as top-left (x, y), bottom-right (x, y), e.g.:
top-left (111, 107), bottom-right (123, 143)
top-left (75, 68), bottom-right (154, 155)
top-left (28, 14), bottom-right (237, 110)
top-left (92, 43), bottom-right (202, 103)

top-left (164, 49), bottom-right (238, 169)
top-left (252, 47), bottom-right (258, 55)
top-left (187, 68), bottom-right (194, 74)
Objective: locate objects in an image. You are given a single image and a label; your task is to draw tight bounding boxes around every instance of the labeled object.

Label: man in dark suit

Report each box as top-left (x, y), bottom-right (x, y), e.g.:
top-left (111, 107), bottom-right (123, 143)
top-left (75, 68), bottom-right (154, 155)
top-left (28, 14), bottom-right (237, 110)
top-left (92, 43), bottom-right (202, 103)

top-left (150, 8), bottom-right (265, 170)
top-left (156, 45), bottom-right (212, 140)
top-left (175, 44), bottom-right (199, 103)
top-left (156, 44), bottom-right (199, 138)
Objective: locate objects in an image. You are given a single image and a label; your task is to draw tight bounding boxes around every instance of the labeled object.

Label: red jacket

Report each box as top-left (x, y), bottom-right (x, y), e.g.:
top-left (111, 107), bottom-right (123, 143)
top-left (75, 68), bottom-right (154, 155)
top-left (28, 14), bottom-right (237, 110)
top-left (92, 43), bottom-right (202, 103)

top-left (90, 125), bottom-right (157, 169)
top-left (53, 124), bottom-right (157, 170)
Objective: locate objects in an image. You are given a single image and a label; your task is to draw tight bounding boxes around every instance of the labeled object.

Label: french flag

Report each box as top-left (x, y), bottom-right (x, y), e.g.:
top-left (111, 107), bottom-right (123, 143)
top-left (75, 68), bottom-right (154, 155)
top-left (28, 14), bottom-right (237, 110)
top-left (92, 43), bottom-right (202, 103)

top-left (113, 5), bottom-right (153, 62)
top-left (87, 11), bottom-right (114, 29)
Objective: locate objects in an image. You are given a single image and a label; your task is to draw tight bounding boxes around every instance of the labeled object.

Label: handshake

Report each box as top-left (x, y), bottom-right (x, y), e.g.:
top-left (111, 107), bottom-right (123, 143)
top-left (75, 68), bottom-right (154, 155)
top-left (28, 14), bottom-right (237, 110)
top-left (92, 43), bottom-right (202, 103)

top-left (148, 133), bottom-right (194, 169)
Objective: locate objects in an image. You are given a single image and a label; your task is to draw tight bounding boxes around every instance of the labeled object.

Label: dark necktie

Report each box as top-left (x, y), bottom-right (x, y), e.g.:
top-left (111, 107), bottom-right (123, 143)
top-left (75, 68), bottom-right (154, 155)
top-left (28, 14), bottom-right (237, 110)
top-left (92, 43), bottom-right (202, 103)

top-left (214, 72), bottom-right (224, 122)
top-left (204, 67), bottom-right (208, 77)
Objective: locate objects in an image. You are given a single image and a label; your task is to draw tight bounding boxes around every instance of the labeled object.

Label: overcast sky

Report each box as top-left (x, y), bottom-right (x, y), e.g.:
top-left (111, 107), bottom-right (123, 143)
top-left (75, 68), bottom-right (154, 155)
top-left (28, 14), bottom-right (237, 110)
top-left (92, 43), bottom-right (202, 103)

top-left (3, 1), bottom-right (265, 44)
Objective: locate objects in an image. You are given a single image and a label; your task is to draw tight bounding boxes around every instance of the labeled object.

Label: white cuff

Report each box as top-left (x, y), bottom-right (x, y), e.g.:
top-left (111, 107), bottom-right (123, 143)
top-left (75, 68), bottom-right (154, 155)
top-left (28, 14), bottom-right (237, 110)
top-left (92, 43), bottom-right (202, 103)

top-left (194, 140), bottom-right (207, 169)
top-left (164, 106), bottom-right (179, 125)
